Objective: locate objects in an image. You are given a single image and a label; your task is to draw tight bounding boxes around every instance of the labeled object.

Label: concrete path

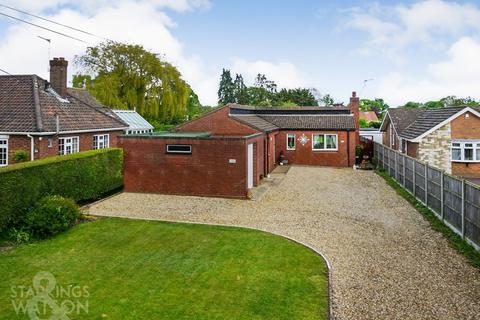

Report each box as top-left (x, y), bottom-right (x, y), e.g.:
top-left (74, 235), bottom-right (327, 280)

top-left (88, 166), bottom-right (480, 320)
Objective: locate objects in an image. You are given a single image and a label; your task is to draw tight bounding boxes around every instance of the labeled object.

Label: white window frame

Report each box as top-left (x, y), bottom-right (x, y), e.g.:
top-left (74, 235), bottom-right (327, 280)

top-left (286, 133), bottom-right (296, 151)
top-left (58, 136), bottom-right (79, 156)
top-left (166, 144), bottom-right (192, 154)
top-left (312, 134), bottom-right (338, 151)
top-left (93, 134), bottom-right (110, 150)
top-left (0, 137), bottom-right (8, 166)
top-left (451, 140), bottom-right (480, 163)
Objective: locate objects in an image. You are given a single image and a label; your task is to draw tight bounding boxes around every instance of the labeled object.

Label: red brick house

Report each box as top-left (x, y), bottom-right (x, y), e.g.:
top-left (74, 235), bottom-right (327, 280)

top-left (0, 58), bottom-right (128, 166)
top-left (119, 92), bottom-right (360, 198)
top-left (399, 106), bottom-right (480, 179)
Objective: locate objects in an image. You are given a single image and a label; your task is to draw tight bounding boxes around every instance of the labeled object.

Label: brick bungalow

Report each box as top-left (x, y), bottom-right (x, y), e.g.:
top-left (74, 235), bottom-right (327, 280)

top-left (380, 107), bottom-right (425, 151)
top-left (0, 58), bottom-right (128, 166)
top-left (119, 92), bottom-right (360, 198)
top-left (399, 106), bottom-right (480, 179)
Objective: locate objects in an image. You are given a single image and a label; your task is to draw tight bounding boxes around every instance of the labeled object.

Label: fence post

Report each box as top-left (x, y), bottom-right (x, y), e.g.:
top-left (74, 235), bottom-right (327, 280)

top-left (425, 163), bottom-right (428, 207)
top-left (413, 160), bottom-right (416, 197)
top-left (395, 152), bottom-right (398, 181)
top-left (440, 171), bottom-right (444, 220)
top-left (402, 155), bottom-right (406, 187)
top-left (382, 146), bottom-right (385, 170)
top-left (461, 179), bottom-right (465, 239)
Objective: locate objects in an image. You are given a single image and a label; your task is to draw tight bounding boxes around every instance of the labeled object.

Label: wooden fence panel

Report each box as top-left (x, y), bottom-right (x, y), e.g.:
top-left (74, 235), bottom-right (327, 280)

top-left (373, 142), bottom-right (479, 250)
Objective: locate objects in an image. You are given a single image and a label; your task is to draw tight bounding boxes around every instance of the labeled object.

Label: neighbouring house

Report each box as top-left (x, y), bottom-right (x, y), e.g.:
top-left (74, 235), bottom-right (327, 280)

top-left (360, 111), bottom-right (379, 122)
top-left (399, 106), bottom-right (480, 179)
top-left (119, 92), bottom-right (360, 198)
top-left (380, 107), bottom-right (426, 151)
top-left (112, 110), bottom-right (154, 134)
top-left (0, 57), bottom-right (128, 166)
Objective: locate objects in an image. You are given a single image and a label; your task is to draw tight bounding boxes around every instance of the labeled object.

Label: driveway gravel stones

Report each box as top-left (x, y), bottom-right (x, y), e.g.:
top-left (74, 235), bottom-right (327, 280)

top-left (88, 166), bottom-right (480, 320)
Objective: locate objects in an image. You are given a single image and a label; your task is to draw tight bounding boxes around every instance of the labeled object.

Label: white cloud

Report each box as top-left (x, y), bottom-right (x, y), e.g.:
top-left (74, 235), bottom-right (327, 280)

top-left (375, 37), bottom-right (480, 105)
top-left (0, 0), bottom-right (218, 104)
top-left (229, 58), bottom-right (310, 89)
top-left (345, 0), bottom-right (480, 60)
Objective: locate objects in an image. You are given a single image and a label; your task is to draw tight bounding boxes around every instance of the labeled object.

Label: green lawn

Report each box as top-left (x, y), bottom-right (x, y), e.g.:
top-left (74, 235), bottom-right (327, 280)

top-left (0, 218), bottom-right (329, 319)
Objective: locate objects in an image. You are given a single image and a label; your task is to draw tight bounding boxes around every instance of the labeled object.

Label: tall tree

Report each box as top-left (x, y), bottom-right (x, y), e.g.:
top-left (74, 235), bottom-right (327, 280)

top-left (217, 69), bottom-right (235, 105)
top-left (233, 74), bottom-right (248, 104)
top-left (320, 94), bottom-right (334, 106)
top-left (74, 41), bottom-right (193, 124)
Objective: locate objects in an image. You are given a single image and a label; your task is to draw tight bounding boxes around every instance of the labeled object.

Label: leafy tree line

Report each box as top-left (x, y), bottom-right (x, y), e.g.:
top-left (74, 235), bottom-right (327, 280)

top-left (400, 96), bottom-right (480, 109)
top-left (73, 42), bottom-right (208, 128)
top-left (217, 69), bottom-right (334, 107)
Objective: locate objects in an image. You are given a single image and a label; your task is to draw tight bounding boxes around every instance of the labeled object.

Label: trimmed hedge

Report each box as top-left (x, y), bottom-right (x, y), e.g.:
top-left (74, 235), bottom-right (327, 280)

top-left (0, 148), bottom-right (123, 233)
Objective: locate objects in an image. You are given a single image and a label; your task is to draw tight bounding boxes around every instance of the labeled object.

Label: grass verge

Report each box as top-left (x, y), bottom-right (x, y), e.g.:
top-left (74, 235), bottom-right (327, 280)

top-left (376, 169), bottom-right (480, 269)
top-left (0, 218), bottom-right (328, 319)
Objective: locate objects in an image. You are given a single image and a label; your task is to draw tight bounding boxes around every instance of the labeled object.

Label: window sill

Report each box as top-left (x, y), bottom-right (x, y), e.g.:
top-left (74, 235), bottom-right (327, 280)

top-left (451, 160), bottom-right (480, 163)
top-left (312, 149), bottom-right (338, 152)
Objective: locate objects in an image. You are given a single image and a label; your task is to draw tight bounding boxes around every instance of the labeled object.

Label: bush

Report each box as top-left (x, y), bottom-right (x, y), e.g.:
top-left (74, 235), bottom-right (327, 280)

top-left (8, 228), bottom-right (30, 244)
top-left (12, 150), bottom-right (29, 163)
top-left (26, 196), bottom-right (81, 239)
top-left (0, 148), bottom-right (123, 233)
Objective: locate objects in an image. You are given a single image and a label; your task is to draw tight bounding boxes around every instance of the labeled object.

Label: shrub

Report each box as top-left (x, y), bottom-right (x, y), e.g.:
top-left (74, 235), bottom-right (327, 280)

top-left (26, 196), bottom-right (81, 239)
top-left (8, 228), bottom-right (30, 244)
top-left (12, 150), bottom-right (29, 163)
top-left (0, 148), bottom-right (123, 233)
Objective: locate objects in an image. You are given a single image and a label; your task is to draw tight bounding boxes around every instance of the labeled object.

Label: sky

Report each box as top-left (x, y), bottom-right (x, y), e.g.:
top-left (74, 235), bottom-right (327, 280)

top-left (1, 0), bottom-right (480, 106)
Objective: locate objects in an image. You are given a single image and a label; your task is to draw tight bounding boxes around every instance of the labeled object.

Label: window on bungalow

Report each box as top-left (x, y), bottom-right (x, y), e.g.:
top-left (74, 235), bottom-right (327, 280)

top-left (0, 139), bottom-right (8, 166)
top-left (58, 137), bottom-right (79, 155)
top-left (451, 141), bottom-right (480, 162)
top-left (286, 133), bottom-right (295, 150)
top-left (166, 144), bottom-right (192, 154)
top-left (93, 134), bottom-right (109, 150)
top-left (312, 134), bottom-right (337, 151)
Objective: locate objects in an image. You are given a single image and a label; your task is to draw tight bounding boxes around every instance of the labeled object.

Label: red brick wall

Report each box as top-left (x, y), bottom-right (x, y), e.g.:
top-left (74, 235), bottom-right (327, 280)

top-left (4, 131), bottom-right (123, 165)
top-left (119, 135), bottom-right (263, 198)
top-left (274, 130), bottom-right (355, 167)
top-left (175, 107), bottom-right (259, 136)
top-left (451, 111), bottom-right (480, 177)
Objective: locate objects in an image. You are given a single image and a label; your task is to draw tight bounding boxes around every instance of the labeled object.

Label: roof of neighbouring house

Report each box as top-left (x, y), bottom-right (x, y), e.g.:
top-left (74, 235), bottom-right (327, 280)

top-left (230, 114), bottom-right (280, 132)
top-left (399, 106), bottom-right (479, 140)
top-left (112, 110), bottom-right (154, 131)
top-left (359, 111), bottom-right (379, 122)
top-left (380, 107), bottom-right (426, 134)
top-left (258, 115), bottom-right (355, 130)
top-left (0, 75), bottom-right (127, 133)
top-left (228, 103), bottom-right (351, 114)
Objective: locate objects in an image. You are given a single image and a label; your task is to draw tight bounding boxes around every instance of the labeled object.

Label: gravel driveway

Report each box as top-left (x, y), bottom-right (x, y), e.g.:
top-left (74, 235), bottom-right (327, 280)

top-left (88, 166), bottom-right (480, 320)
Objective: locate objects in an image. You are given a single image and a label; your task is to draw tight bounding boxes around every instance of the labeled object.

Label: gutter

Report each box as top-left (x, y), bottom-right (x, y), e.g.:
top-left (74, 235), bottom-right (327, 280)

top-left (0, 127), bottom-right (128, 136)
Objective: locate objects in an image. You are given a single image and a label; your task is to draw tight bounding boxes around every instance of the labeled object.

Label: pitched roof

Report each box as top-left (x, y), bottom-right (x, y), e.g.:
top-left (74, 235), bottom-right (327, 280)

top-left (359, 111), bottom-right (379, 122)
top-left (259, 115), bottom-right (355, 130)
top-left (112, 110), bottom-right (154, 131)
top-left (0, 75), bottom-right (127, 133)
top-left (400, 107), bottom-right (474, 140)
top-left (228, 103), bottom-right (351, 115)
top-left (230, 114), bottom-right (279, 132)
top-left (381, 108), bottom-right (425, 134)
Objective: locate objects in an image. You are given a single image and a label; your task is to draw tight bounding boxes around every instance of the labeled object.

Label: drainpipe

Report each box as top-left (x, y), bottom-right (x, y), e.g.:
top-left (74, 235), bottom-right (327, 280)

top-left (27, 134), bottom-right (35, 161)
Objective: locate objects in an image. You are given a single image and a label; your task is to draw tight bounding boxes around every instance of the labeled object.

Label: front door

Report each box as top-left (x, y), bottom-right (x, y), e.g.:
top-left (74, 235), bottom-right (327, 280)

top-left (247, 143), bottom-right (254, 189)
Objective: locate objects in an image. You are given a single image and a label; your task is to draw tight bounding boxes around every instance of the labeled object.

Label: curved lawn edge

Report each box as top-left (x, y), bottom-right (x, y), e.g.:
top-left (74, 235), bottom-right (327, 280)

top-left (88, 214), bottom-right (334, 320)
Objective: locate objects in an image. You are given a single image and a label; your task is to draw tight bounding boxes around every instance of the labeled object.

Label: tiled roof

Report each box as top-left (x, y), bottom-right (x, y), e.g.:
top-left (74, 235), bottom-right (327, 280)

top-left (228, 103), bottom-right (351, 115)
top-left (259, 115), bottom-right (356, 130)
top-left (360, 111), bottom-right (379, 122)
top-left (381, 108), bottom-right (425, 134)
top-left (230, 114), bottom-right (279, 132)
top-left (0, 75), bottom-right (127, 133)
top-left (400, 107), bottom-right (468, 140)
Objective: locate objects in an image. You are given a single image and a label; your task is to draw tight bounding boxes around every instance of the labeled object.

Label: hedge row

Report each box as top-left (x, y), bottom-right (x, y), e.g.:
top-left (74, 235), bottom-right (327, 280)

top-left (0, 148), bottom-right (123, 233)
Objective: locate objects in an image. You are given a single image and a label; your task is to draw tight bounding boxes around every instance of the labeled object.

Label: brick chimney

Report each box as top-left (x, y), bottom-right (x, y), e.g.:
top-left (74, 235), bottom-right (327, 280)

top-left (350, 91), bottom-right (360, 144)
top-left (49, 57), bottom-right (68, 97)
